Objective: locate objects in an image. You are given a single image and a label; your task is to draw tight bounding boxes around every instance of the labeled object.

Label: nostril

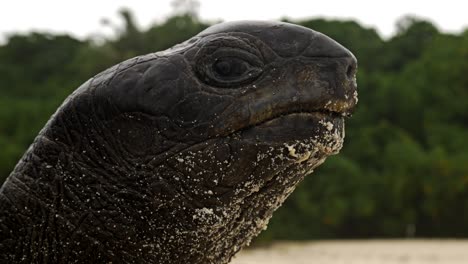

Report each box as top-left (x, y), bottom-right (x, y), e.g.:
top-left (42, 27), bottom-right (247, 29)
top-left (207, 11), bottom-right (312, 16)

top-left (346, 63), bottom-right (356, 79)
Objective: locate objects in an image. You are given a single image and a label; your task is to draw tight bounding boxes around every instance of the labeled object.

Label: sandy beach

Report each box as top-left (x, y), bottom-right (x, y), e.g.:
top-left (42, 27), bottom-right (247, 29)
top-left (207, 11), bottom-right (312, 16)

top-left (231, 240), bottom-right (468, 264)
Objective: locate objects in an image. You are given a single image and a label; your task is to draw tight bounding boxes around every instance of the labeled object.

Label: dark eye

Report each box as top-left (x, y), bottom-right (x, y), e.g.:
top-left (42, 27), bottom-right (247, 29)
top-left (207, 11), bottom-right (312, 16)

top-left (197, 54), bottom-right (263, 88)
top-left (194, 38), bottom-right (264, 88)
top-left (213, 57), bottom-right (249, 78)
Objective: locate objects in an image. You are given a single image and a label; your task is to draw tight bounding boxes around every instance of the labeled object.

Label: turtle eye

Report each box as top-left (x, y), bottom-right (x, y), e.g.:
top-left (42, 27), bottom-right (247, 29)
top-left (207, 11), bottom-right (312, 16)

top-left (194, 37), bottom-right (264, 88)
top-left (213, 57), bottom-right (249, 78)
top-left (198, 52), bottom-right (263, 88)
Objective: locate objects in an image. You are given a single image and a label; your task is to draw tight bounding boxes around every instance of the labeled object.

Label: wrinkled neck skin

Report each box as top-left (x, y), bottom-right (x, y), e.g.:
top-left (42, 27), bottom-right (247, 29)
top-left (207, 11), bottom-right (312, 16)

top-left (0, 21), bottom-right (355, 264)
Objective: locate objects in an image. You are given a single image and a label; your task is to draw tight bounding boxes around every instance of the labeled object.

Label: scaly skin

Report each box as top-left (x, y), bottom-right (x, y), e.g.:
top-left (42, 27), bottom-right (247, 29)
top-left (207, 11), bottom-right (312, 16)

top-left (0, 21), bottom-right (357, 263)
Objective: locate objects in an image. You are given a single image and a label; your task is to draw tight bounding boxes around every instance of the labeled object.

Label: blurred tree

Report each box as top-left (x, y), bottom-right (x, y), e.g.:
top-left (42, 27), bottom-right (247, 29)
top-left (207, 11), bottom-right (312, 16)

top-left (0, 33), bottom-right (84, 98)
top-left (380, 16), bottom-right (439, 71)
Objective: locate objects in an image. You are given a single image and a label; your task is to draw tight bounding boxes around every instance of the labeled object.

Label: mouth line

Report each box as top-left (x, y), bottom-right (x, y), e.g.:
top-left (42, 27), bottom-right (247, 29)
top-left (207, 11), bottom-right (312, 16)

top-left (216, 94), bottom-right (355, 138)
top-left (232, 108), bottom-right (343, 136)
top-left (259, 109), bottom-right (341, 124)
top-left (242, 96), bottom-right (354, 132)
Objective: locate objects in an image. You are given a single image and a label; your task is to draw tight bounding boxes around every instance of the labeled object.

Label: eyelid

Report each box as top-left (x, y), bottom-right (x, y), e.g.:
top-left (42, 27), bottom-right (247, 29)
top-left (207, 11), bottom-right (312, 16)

top-left (200, 36), bottom-right (263, 58)
top-left (211, 48), bottom-right (262, 67)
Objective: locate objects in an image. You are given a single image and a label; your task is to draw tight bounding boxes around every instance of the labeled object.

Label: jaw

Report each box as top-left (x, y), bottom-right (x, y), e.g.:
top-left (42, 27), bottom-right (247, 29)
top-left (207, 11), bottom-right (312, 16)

top-left (151, 112), bottom-right (346, 263)
top-left (163, 111), bottom-right (345, 206)
top-left (163, 112), bottom-right (345, 212)
top-left (240, 111), bottom-right (343, 140)
top-left (238, 111), bottom-right (345, 157)
top-left (203, 113), bottom-right (346, 259)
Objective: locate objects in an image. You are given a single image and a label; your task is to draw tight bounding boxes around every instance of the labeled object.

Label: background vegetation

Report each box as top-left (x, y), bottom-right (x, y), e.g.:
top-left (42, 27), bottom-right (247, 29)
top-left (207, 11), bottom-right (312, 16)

top-left (1, 9), bottom-right (467, 241)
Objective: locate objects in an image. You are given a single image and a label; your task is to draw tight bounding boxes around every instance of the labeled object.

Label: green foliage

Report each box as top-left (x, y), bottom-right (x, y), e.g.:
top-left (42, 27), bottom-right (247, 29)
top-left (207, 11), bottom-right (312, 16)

top-left (0, 11), bottom-right (467, 240)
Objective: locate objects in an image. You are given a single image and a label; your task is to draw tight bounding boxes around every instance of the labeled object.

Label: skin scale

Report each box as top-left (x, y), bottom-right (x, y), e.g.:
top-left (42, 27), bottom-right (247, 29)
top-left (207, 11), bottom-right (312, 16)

top-left (0, 21), bottom-right (357, 263)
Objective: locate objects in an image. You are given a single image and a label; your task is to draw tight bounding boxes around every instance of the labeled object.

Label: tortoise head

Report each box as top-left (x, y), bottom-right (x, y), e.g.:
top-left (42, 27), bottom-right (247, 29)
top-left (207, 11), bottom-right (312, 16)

top-left (35, 21), bottom-right (357, 262)
top-left (114, 21), bottom-right (358, 199)
top-left (111, 20), bottom-right (356, 257)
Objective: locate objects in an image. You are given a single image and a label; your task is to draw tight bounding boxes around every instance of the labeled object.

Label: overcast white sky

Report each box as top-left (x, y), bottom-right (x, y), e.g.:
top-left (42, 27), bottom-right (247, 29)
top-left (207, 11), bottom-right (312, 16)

top-left (0, 0), bottom-right (467, 42)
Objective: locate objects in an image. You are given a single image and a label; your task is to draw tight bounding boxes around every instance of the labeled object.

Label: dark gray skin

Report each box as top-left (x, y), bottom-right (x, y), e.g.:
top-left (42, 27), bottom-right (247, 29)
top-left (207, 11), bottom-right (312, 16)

top-left (0, 21), bottom-right (357, 263)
